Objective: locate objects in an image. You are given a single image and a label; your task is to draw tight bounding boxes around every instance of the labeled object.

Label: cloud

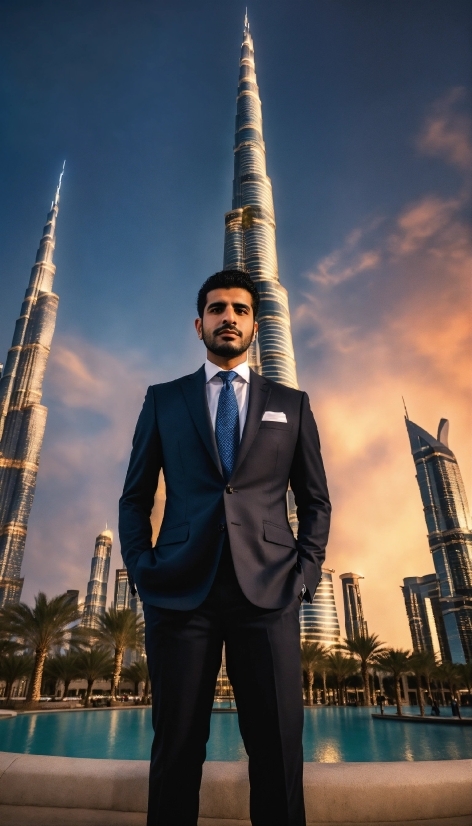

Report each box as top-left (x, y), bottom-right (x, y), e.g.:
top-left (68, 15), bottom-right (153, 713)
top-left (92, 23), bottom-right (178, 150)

top-left (417, 87), bottom-right (472, 171)
top-left (295, 92), bottom-right (472, 648)
top-left (307, 219), bottom-right (382, 287)
top-left (21, 335), bottom-right (160, 605)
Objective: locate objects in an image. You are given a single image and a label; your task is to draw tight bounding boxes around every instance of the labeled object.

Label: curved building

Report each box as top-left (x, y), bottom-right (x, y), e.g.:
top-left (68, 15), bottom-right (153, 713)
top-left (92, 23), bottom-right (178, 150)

top-left (223, 15), bottom-right (298, 389)
top-left (82, 529), bottom-right (113, 630)
top-left (300, 568), bottom-right (341, 649)
top-left (0, 167), bottom-right (64, 606)
top-left (405, 417), bottom-right (472, 663)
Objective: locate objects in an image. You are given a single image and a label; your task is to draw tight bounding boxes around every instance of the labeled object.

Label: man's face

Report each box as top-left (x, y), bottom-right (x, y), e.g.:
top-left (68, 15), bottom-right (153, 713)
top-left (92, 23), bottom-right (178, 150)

top-left (195, 287), bottom-right (258, 359)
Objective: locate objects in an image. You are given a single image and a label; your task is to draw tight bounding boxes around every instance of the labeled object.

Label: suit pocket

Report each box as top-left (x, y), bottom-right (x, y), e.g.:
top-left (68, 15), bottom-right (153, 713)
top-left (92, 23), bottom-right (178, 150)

top-left (259, 421), bottom-right (293, 431)
top-left (157, 523), bottom-right (189, 546)
top-left (263, 521), bottom-right (296, 549)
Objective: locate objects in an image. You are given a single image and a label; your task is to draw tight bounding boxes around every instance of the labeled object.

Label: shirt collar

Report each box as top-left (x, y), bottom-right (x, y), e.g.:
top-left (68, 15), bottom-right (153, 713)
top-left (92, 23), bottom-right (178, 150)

top-left (205, 358), bottom-right (250, 384)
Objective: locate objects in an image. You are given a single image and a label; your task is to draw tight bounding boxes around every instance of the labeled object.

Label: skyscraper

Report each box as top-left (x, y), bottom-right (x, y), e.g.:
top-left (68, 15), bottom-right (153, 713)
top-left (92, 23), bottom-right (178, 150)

top-left (223, 14), bottom-right (298, 389)
top-left (340, 573), bottom-right (368, 640)
top-left (405, 417), bottom-right (472, 663)
top-left (0, 166), bottom-right (64, 606)
top-left (82, 529), bottom-right (113, 629)
top-left (300, 568), bottom-right (341, 649)
top-left (401, 574), bottom-right (446, 660)
top-left (114, 568), bottom-right (130, 611)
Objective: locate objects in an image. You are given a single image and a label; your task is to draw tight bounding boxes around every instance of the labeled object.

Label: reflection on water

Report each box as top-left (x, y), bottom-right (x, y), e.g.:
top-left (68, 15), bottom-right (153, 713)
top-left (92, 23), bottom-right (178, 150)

top-left (24, 713), bottom-right (37, 753)
top-left (0, 706), bottom-right (471, 762)
top-left (315, 741), bottom-right (341, 763)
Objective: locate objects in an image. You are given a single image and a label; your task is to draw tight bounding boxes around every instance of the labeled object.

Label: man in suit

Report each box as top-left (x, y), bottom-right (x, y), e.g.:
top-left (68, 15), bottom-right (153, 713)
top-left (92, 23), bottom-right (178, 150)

top-left (119, 270), bottom-right (331, 826)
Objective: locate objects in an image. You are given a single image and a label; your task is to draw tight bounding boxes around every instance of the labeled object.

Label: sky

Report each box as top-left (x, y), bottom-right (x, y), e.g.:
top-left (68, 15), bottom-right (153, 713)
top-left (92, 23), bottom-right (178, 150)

top-left (0, 0), bottom-right (471, 648)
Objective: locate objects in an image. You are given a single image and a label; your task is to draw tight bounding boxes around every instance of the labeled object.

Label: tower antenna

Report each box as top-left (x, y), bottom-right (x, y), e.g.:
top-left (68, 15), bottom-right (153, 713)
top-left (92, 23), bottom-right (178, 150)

top-left (53, 160), bottom-right (66, 208)
top-left (402, 396), bottom-right (409, 419)
top-left (244, 8), bottom-right (249, 30)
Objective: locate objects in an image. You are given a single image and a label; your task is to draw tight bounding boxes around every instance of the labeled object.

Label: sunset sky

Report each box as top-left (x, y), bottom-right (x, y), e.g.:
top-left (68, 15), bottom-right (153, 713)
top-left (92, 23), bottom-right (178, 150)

top-left (0, 0), bottom-right (470, 648)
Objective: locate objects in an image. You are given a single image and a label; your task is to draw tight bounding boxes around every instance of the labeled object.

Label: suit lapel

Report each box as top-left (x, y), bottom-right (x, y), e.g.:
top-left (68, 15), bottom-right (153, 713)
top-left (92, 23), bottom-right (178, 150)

top-left (232, 369), bottom-right (271, 478)
top-left (180, 366), bottom-right (223, 477)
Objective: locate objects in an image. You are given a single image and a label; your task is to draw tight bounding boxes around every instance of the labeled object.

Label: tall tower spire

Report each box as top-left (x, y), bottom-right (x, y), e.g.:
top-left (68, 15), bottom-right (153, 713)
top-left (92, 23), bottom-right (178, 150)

top-left (223, 17), bottom-right (298, 388)
top-left (0, 168), bottom-right (64, 606)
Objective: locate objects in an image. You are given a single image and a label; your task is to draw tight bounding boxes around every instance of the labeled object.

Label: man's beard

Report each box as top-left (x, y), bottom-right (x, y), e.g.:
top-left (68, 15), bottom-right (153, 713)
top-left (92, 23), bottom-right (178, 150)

top-left (202, 323), bottom-right (254, 358)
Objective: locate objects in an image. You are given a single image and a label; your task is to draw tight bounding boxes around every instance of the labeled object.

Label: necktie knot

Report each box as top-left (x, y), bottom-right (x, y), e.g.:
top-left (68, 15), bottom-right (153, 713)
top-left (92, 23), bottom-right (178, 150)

top-left (217, 370), bottom-right (238, 389)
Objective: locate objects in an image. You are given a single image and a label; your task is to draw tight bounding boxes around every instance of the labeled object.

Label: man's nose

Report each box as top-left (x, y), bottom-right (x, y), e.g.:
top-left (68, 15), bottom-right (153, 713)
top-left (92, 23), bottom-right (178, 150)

top-left (222, 305), bottom-right (237, 324)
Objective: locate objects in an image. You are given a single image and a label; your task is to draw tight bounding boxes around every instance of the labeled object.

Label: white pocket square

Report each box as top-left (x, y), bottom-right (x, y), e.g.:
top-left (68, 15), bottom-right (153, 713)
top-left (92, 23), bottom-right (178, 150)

top-left (262, 411), bottom-right (287, 423)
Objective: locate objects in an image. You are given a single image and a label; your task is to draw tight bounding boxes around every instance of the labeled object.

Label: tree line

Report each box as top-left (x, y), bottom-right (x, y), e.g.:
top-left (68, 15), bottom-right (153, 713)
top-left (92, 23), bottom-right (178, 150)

top-left (0, 592), bottom-right (149, 707)
top-left (301, 634), bottom-right (472, 715)
top-left (1, 591), bottom-right (471, 715)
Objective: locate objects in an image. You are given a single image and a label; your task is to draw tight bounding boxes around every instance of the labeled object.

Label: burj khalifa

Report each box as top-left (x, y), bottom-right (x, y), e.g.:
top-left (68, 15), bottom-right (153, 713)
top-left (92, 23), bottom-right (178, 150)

top-left (223, 14), bottom-right (298, 391)
top-left (0, 167), bottom-right (64, 606)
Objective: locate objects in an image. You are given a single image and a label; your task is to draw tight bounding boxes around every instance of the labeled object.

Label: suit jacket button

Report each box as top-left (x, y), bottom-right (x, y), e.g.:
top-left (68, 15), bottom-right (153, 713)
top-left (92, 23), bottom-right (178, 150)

top-left (218, 523), bottom-right (226, 532)
top-left (225, 485), bottom-right (233, 494)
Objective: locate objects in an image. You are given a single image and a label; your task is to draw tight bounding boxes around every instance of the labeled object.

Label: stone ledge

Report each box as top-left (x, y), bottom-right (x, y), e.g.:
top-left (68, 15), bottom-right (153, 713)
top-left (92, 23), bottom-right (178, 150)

top-left (0, 808), bottom-right (471, 826)
top-left (0, 753), bottom-right (470, 824)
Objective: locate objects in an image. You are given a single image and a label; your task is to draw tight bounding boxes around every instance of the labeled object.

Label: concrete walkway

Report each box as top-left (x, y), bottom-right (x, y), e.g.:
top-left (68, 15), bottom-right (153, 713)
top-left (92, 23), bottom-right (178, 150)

top-left (0, 752), bottom-right (471, 825)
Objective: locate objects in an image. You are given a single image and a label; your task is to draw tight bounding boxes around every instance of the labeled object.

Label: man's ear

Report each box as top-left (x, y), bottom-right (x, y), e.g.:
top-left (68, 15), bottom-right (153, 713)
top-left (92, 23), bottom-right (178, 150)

top-left (195, 317), bottom-right (203, 339)
top-left (252, 320), bottom-right (259, 342)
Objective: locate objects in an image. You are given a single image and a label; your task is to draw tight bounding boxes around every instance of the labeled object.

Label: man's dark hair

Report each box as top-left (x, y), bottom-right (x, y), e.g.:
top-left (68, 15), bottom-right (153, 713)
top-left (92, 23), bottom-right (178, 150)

top-left (197, 270), bottom-right (260, 319)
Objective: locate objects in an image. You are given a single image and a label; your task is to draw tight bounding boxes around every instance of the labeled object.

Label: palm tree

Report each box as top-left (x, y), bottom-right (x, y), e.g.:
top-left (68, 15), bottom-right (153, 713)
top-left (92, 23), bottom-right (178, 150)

top-left (437, 661), bottom-right (462, 714)
top-left (0, 592), bottom-right (81, 703)
top-left (300, 642), bottom-right (326, 705)
top-left (0, 652), bottom-right (33, 702)
top-left (93, 609), bottom-right (144, 699)
top-left (76, 647), bottom-right (115, 707)
top-left (121, 657), bottom-right (150, 700)
top-left (325, 651), bottom-right (358, 705)
top-left (456, 661), bottom-right (472, 702)
top-left (342, 633), bottom-right (385, 705)
top-left (44, 651), bottom-right (81, 699)
top-left (408, 651), bottom-right (436, 716)
top-left (375, 649), bottom-right (411, 716)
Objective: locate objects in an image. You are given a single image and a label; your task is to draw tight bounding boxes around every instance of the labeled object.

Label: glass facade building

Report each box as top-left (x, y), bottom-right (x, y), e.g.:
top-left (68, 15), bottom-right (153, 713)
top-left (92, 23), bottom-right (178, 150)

top-left (114, 568), bottom-right (130, 611)
top-left (223, 15), bottom-right (298, 390)
top-left (405, 417), bottom-right (472, 663)
top-left (401, 574), bottom-right (447, 660)
top-left (0, 169), bottom-right (64, 606)
top-left (300, 568), bottom-right (341, 649)
top-left (82, 529), bottom-right (113, 630)
top-left (340, 573), bottom-right (368, 640)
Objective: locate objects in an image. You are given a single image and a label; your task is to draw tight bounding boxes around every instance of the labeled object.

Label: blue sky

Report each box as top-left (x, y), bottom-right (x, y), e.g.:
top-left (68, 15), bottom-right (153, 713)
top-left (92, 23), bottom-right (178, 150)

top-left (0, 0), bottom-right (470, 646)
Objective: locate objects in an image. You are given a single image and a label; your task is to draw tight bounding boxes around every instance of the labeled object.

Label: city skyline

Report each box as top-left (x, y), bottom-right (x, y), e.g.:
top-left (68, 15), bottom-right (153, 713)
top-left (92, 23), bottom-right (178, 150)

top-left (0, 1), bottom-right (470, 648)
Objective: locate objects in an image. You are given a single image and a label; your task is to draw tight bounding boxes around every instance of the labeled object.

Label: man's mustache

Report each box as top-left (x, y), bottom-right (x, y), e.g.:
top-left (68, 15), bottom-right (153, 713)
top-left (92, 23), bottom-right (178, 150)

top-left (214, 324), bottom-right (242, 337)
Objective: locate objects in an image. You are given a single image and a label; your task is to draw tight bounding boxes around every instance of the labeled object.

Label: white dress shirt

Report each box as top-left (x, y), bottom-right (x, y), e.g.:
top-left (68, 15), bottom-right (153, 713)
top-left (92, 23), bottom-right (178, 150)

top-left (205, 358), bottom-right (250, 440)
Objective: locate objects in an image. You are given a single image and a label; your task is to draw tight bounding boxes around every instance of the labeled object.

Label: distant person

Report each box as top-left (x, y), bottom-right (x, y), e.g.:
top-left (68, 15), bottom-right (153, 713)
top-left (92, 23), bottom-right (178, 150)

top-left (119, 270), bottom-right (331, 826)
top-left (377, 694), bottom-right (386, 715)
top-left (431, 699), bottom-right (440, 716)
top-left (451, 698), bottom-right (461, 718)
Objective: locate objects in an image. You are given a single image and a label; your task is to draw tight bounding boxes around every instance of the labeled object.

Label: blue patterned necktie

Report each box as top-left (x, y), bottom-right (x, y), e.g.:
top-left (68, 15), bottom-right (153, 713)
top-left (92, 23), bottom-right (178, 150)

top-left (215, 370), bottom-right (239, 482)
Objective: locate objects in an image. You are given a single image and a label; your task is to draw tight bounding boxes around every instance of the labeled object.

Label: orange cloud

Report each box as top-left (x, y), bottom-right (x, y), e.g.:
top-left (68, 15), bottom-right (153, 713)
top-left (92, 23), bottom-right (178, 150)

top-left (417, 87), bottom-right (472, 171)
top-left (297, 96), bottom-right (472, 647)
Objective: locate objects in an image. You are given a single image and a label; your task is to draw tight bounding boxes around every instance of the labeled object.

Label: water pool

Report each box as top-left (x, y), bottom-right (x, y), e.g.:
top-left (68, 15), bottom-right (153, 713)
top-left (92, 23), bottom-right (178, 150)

top-left (1, 706), bottom-right (471, 762)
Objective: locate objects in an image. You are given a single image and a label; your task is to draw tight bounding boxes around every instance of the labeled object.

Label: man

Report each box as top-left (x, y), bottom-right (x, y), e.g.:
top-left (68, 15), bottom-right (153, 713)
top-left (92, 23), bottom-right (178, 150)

top-left (119, 270), bottom-right (331, 826)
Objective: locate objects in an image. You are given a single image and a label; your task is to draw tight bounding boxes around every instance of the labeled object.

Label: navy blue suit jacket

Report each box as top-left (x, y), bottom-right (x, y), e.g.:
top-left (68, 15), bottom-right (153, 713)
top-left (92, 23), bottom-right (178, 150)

top-left (119, 366), bottom-right (331, 610)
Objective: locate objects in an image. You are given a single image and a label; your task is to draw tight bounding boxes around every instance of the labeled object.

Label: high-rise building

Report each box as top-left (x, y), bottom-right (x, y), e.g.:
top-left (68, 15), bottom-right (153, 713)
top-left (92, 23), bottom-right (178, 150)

top-left (65, 589), bottom-right (80, 610)
top-left (340, 573), bottom-right (368, 640)
top-left (223, 14), bottom-right (298, 389)
top-left (114, 568), bottom-right (130, 611)
top-left (300, 568), bottom-right (341, 649)
top-left (405, 417), bottom-right (472, 663)
top-left (0, 166), bottom-right (64, 606)
top-left (401, 574), bottom-right (447, 661)
top-left (82, 529), bottom-right (113, 629)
